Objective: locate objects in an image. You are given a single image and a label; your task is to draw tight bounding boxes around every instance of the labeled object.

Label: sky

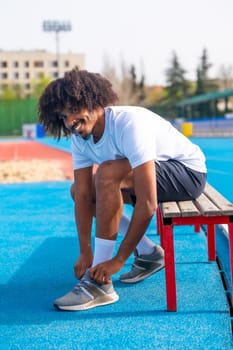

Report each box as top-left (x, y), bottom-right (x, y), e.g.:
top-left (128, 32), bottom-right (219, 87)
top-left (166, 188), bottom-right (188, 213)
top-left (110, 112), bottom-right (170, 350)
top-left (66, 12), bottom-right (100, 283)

top-left (0, 0), bottom-right (233, 86)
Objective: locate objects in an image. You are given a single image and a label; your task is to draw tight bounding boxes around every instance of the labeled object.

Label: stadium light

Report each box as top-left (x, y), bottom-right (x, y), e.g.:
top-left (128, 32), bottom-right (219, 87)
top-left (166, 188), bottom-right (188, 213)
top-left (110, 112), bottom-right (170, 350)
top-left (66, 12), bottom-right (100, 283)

top-left (43, 20), bottom-right (72, 77)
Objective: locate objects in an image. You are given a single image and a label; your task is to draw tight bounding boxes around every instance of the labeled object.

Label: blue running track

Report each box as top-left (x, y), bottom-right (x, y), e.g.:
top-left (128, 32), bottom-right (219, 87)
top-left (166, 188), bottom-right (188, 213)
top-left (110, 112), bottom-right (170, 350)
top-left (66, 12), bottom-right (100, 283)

top-left (0, 137), bottom-right (233, 349)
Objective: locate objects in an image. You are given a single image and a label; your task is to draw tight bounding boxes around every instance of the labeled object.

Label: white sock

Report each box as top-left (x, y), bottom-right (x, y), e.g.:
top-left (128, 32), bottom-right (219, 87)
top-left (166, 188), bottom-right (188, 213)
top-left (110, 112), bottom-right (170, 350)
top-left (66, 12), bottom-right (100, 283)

top-left (119, 214), bottom-right (155, 256)
top-left (135, 236), bottom-right (155, 255)
top-left (92, 237), bottom-right (116, 267)
top-left (118, 213), bottom-right (130, 236)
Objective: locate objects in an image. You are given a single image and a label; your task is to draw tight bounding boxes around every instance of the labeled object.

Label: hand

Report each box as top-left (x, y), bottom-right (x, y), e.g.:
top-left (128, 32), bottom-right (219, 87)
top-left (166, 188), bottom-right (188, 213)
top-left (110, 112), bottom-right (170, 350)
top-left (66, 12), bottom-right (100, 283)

top-left (89, 257), bottom-right (125, 284)
top-left (74, 252), bottom-right (93, 279)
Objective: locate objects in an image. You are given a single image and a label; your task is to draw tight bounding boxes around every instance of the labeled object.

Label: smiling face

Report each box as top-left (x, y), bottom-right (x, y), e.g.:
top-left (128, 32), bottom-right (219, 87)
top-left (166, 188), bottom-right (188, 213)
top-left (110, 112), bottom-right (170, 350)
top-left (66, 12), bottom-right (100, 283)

top-left (59, 108), bottom-right (96, 140)
top-left (60, 107), bottom-right (105, 142)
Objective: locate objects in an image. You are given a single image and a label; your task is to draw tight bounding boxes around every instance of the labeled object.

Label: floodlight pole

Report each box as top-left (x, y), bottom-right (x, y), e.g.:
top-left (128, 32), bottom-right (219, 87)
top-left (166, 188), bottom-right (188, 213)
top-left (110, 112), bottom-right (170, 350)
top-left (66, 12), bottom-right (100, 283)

top-left (43, 20), bottom-right (72, 77)
top-left (55, 30), bottom-right (60, 74)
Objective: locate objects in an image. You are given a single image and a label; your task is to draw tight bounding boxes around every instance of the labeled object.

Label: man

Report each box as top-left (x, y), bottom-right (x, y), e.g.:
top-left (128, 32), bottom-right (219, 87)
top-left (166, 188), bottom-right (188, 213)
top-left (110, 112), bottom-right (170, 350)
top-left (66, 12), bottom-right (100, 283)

top-left (38, 69), bottom-right (207, 311)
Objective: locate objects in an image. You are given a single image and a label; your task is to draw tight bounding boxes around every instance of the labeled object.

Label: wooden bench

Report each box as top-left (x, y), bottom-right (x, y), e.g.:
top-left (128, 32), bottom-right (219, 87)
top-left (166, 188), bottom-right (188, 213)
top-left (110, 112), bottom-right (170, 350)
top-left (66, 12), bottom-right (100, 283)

top-left (156, 182), bottom-right (233, 311)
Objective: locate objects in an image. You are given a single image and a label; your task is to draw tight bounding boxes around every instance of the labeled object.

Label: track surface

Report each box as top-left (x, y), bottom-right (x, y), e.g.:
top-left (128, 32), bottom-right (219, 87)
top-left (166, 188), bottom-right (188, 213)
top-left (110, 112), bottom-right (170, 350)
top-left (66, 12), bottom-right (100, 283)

top-left (0, 140), bottom-right (73, 180)
top-left (0, 137), bottom-right (232, 349)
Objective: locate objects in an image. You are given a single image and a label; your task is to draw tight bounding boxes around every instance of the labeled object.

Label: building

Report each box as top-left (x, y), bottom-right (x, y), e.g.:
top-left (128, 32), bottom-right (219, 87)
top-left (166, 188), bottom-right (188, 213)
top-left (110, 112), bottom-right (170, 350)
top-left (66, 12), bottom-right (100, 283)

top-left (0, 50), bottom-right (85, 97)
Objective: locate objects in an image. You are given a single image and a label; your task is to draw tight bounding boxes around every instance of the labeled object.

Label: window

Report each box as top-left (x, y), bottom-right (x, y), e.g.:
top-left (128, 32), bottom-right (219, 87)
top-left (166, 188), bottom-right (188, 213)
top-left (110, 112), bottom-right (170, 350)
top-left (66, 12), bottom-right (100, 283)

top-left (13, 72), bottom-right (19, 79)
top-left (34, 61), bottom-right (44, 68)
top-left (13, 61), bottom-right (19, 68)
top-left (64, 60), bottom-right (69, 67)
top-left (50, 72), bottom-right (59, 78)
top-left (0, 61), bottom-right (7, 68)
top-left (49, 60), bottom-right (58, 68)
top-left (24, 61), bottom-right (29, 68)
top-left (0, 73), bottom-right (8, 79)
top-left (24, 72), bottom-right (30, 79)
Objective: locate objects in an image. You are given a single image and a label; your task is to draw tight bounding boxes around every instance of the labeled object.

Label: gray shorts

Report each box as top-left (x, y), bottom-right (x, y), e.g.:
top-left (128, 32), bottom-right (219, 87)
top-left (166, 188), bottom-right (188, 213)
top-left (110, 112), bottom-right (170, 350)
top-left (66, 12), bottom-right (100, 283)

top-left (156, 160), bottom-right (206, 202)
top-left (130, 160), bottom-right (206, 204)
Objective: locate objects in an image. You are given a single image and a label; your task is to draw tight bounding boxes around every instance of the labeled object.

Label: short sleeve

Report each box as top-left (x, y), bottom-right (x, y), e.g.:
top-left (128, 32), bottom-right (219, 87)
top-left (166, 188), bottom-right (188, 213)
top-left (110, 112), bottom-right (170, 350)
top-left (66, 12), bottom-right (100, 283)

top-left (71, 137), bottom-right (94, 170)
top-left (116, 114), bottom-right (156, 168)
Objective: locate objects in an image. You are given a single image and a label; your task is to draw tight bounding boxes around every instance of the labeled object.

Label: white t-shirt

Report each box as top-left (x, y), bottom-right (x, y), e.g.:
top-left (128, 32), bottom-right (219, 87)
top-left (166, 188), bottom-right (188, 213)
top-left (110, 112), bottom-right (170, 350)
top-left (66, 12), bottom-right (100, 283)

top-left (71, 106), bottom-right (207, 173)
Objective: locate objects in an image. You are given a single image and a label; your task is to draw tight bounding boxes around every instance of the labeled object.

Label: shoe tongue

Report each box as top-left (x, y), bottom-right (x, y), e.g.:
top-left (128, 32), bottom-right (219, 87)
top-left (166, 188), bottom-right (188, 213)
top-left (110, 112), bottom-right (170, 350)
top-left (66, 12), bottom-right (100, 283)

top-left (82, 268), bottom-right (91, 280)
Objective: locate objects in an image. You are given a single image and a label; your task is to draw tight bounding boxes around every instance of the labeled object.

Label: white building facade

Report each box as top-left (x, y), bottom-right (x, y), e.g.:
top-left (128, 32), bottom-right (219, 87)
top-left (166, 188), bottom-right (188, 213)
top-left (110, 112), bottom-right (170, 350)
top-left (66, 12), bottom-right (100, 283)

top-left (0, 50), bottom-right (85, 96)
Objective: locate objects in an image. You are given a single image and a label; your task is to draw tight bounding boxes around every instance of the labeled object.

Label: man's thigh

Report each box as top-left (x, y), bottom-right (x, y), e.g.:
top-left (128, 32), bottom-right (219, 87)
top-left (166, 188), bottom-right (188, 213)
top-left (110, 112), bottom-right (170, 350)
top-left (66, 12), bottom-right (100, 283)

top-left (122, 160), bottom-right (206, 205)
top-left (156, 160), bottom-right (206, 202)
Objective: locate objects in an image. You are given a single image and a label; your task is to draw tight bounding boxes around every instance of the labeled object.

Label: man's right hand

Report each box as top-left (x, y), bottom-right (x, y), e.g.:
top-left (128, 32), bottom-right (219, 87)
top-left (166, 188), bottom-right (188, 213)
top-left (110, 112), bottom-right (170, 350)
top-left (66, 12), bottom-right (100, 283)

top-left (74, 252), bottom-right (93, 279)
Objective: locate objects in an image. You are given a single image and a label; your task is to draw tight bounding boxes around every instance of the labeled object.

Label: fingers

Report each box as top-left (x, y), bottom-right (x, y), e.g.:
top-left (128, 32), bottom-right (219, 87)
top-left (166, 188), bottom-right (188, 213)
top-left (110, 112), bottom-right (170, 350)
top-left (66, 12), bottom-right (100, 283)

top-left (74, 255), bottom-right (93, 279)
top-left (74, 265), bottom-right (84, 279)
top-left (90, 266), bottom-right (111, 285)
top-left (74, 263), bottom-right (90, 280)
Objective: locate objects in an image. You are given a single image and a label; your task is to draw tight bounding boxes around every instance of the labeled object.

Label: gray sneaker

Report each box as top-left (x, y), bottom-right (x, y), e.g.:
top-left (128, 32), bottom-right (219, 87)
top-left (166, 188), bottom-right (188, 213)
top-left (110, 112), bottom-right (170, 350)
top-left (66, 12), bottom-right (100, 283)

top-left (120, 245), bottom-right (164, 283)
top-left (54, 269), bottom-right (119, 311)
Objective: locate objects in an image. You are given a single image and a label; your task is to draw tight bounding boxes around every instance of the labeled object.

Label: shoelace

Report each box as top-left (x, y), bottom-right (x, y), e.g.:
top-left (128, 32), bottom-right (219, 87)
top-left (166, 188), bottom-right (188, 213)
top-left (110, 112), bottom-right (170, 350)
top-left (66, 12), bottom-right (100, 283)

top-left (73, 278), bottom-right (90, 294)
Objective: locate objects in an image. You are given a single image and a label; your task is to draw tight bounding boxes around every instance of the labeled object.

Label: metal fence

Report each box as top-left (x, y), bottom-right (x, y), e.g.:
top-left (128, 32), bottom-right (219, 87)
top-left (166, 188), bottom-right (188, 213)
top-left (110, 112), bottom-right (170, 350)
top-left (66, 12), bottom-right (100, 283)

top-left (0, 98), bottom-right (38, 136)
top-left (173, 117), bottom-right (233, 137)
top-left (191, 118), bottom-right (233, 137)
top-left (1, 100), bottom-right (233, 138)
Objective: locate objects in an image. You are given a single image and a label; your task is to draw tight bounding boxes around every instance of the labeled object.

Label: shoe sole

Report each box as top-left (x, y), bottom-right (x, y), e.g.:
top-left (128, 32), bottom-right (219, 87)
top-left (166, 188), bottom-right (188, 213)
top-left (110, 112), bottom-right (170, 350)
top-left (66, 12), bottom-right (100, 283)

top-left (120, 261), bottom-right (164, 284)
top-left (54, 292), bottom-right (119, 311)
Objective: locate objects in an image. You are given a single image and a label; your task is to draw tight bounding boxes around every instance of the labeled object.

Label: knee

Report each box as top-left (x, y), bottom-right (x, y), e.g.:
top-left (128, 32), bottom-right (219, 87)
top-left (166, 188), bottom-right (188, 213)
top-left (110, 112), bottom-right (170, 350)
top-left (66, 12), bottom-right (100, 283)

top-left (95, 161), bottom-right (114, 188)
top-left (70, 181), bottom-right (96, 204)
top-left (95, 161), bottom-right (119, 191)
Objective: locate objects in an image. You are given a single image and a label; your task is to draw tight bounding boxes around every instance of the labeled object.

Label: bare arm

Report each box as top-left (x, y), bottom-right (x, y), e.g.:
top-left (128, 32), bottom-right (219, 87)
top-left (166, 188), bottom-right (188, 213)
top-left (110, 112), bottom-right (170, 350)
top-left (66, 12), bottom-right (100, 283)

top-left (90, 160), bottom-right (157, 282)
top-left (73, 166), bottom-right (95, 278)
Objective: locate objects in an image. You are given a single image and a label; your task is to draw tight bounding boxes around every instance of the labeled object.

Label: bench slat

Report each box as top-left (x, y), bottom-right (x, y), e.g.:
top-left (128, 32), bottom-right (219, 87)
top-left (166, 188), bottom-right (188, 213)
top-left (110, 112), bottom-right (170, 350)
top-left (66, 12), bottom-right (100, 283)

top-left (160, 182), bottom-right (233, 219)
top-left (177, 201), bottom-right (200, 217)
top-left (195, 193), bottom-right (221, 216)
top-left (204, 183), bottom-right (233, 215)
top-left (161, 201), bottom-right (181, 218)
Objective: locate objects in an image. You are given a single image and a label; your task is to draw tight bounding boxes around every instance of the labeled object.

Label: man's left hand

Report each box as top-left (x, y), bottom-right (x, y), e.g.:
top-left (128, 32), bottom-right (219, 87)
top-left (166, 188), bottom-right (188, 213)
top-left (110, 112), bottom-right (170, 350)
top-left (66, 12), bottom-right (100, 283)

top-left (89, 257), bottom-right (124, 284)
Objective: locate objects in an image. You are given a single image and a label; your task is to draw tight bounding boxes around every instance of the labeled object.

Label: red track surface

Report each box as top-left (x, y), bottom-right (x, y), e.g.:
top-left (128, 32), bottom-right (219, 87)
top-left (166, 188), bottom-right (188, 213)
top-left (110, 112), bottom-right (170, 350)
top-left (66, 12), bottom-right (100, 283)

top-left (0, 140), bottom-right (73, 179)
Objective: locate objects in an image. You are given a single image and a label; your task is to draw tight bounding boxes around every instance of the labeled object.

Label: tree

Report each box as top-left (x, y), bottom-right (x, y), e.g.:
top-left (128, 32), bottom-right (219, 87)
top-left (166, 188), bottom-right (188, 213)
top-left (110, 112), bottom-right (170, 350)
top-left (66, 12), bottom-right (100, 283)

top-left (165, 51), bottom-right (191, 105)
top-left (31, 73), bottom-right (51, 99)
top-left (102, 56), bottom-right (145, 105)
top-left (129, 64), bottom-right (145, 104)
top-left (157, 51), bottom-right (191, 117)
top-left (218, 64), bottom-right (233, 90)
top-left (0, 84), bottom-right (24, 100)
top-left (195, 48), bottom-right (213, 95)
top-left (0, 85), bottom-right (16, 100)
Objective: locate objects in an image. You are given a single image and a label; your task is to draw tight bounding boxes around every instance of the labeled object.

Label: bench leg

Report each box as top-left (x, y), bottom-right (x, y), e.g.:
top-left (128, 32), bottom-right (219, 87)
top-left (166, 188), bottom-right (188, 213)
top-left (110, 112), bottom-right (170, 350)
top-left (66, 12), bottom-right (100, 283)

top-left (228, 222), bottom-right (233, 305)
top-left (156, 207), bottom-right (164, 247)
top-left (207, 224), bottom-right (216, 261)
top-left (163, 224), bottom-right (177, 311)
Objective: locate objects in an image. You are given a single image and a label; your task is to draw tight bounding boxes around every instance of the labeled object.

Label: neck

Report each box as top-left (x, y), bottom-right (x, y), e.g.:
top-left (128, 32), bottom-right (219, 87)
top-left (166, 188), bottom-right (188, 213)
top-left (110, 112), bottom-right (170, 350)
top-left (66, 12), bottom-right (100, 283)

top-left (92, 107), bottom-right (105, 143)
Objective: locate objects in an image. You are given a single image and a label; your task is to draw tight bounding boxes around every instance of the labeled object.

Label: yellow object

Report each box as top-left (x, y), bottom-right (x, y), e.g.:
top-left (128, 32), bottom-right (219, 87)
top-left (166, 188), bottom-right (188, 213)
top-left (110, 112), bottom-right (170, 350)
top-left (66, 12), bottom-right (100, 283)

top-left (182, 122), bottom-right (193, 137)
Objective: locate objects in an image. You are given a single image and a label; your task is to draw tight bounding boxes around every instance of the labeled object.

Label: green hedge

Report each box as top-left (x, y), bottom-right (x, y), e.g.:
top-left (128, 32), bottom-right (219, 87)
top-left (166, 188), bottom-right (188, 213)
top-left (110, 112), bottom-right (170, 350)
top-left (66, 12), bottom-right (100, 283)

top-left (0, 98), bottom-right (38, 136)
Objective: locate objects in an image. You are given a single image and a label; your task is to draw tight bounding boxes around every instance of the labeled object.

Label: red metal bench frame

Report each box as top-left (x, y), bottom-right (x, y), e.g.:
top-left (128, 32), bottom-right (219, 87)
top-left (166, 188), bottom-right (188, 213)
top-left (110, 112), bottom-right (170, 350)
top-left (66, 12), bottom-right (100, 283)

top-left (156, 202), bottom-right (233, 312)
